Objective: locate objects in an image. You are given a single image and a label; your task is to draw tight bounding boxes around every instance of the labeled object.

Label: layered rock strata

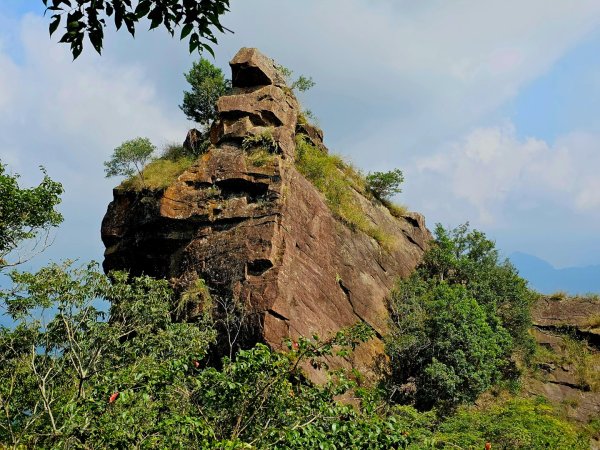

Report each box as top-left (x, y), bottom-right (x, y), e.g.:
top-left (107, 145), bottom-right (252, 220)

top-left (101, 48), bottom-right (431, 381)
top-left (527, 295), bottom-right (600, 424)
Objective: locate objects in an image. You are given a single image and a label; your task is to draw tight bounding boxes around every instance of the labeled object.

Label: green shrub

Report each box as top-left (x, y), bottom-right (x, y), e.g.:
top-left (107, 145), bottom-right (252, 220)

top-left (366, 169), bottom-right (404, 200)
top-left (297, 109), bottom-right (319, 127)
top-left (180, 58), bottom-right (231, 129)
top-left (0, 262), bottom-right (217, 449)
top-left (381, 198), bottom-right (409, 218)
top-left (275, 65), bottom-right (316, 93)
top-left (388, 280), bottom-right (512, 409)
top-left (160, 143), bottom-right (191, 160)
top-left (421, 223), bottom-right (535, 353)
top-left (0, 163), bottom-right (63, 268)
top-left (246, 148), bottom-right (276, 167)
top-left (387, 224), bottom-right (536, 410)
top-left (104, 137), bottom-right (156, 185)
top-left (434, 397), bottom-right (589, 449)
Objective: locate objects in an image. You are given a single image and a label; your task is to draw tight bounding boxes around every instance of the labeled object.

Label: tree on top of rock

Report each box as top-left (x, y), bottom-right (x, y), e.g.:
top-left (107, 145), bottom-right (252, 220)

top-left (104, 137), bottom-right (156, 186)
top-left (180, 58), bottom-right (231, 131)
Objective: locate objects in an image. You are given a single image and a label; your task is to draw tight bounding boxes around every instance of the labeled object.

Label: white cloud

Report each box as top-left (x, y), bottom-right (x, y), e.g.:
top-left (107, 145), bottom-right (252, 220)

top-left (214, 0), bottom-right (600, 158)
top-left (412, 124), bottom-right (600, 226)
top-left (0, 15), bottom-right (190, 265)
top-left (1, 1), bottom-right (600, 268)
top-left (223, 0), bottom-right (600, 151)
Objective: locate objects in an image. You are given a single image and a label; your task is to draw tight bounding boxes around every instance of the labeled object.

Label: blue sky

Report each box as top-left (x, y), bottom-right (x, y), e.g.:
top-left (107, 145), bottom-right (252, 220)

top-left (1, 0), bottom-right (600, 275)
top-left (511, 29), bottom-right (600, 142)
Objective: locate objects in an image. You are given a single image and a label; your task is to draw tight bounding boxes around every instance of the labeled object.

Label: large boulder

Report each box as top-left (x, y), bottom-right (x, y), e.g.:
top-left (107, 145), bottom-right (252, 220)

top-left (230, 47), bottom-right (285, 88)
top-left (101, 48), bottom-right (431, 382)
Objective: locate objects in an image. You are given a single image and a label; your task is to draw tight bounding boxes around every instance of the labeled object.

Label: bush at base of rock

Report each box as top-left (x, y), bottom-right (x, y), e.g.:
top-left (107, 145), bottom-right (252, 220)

top-left (387, 223), bottom-right (536, 410)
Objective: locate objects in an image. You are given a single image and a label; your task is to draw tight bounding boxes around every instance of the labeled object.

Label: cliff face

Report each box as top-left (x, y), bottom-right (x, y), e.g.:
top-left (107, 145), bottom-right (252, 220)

top-left (528, 295), bottom-right (600, 424)
top-left (101, 48), bottom-right (431, 381)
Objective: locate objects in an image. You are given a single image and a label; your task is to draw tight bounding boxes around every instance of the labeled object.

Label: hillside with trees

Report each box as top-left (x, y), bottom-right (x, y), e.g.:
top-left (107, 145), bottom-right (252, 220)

top-left (1, 48), bottom-right (599, 449)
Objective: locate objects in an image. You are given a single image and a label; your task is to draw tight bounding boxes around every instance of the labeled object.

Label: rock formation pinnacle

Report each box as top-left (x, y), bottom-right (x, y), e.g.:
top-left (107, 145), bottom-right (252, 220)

top-left (101, 47), bottom-right (431, 382)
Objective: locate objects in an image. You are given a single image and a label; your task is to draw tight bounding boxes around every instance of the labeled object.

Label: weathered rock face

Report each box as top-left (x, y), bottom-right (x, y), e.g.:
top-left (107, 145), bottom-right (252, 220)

top-left (532, 295), bottom-right (600, 344)
top-left (101, 48), bottom-right (431, 381)
top-left (526, 296), bottom-right (600, 424)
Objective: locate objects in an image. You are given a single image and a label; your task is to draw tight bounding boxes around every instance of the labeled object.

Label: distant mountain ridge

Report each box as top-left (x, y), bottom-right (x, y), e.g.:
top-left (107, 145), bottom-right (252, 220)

top-left (509, 252), bottom-right (600, 295)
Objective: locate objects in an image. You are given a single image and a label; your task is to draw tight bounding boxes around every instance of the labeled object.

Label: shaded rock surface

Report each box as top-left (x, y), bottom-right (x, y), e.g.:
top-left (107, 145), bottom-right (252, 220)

top-left (101, 48), bottom-right (431, 382)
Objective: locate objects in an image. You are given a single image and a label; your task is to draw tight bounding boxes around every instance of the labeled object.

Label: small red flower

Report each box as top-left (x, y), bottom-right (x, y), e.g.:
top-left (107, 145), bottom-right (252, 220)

top-left (109, 392), bottom-right (119, 404)
top-left (292, 341), bottom-right (299, 350)
top-left (485, 442), bottom-right (492, 450)
top-left (193, 360), bottom-right (200, 368)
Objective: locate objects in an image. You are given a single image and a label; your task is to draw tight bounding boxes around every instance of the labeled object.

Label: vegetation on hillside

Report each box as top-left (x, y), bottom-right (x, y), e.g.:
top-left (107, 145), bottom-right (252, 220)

top-left (387, 223), bottom-right (536, 410)
top-left (0, 258), bottom-right (594, 449)
top-left (104, 141), bottom-right (196, 191)
top-left (0, 271), bottom-right (593, 448)
top-left (104, 137), bottom-right (156, 184)
top-left (275, 65), bottom-right (316, 93)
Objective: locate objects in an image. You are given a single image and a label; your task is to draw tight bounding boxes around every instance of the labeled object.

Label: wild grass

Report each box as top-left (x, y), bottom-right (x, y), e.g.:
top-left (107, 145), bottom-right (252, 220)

top-left (297, 109), bottom-right (320, 127)
top-left (381, 198), bottom-right (409, 218)
top-left (242, 129), bottom-right (280, 168)
top-left (562, 337), bottom-right (600, 392)
top-left (548, 291), bottom-right (568, 301)
top-left (534, 336), bottom-right (600, 392)
top-left (242, 129), bottom-right (278, 152)
top-left (174, 278), bottom-right (213, 322)
top-left (583, 313), bottom-right (600, 329)
top-left (295, 134), bottom-right (394, 249)
top-left (120, 144), bottom-right (195, 191)
top-left (245, 148), bottom-right (276, 167)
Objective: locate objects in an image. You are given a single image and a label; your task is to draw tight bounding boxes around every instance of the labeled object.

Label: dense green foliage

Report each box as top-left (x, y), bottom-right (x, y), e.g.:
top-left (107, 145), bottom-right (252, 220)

top-left (2, 262), bottom-right (419, 448)
top-left (388, 281), bottom-right (512, 409)
top-left (104, 137), bottom-right (156, 185)
top-left (44, 0), bottom-right (230, 59)
top-left (366, 169), bottom-right (404, 200)
top-left (180, 58), bottom-right (231, 129)
top-left (422, 223), bottom-right (535, 351)
top-left (0, 263), bottom-right (216, 448)
top-left (387, 224), bottom-right (535, 410)
top-left (0, 258), bottom-right (592, 448)
top-left (433, 397), bottom-right (590, 449)
top-left (0, 163), bottom-right (63, 269)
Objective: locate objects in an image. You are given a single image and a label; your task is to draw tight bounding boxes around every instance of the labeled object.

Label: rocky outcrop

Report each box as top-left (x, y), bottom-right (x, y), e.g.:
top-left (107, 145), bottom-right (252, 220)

top-left (527, 296), bottom-right (600, 425)
top-left (532, 295), bottom-right (600, 344)
top-left (101, 48), bottom-right (431, 382)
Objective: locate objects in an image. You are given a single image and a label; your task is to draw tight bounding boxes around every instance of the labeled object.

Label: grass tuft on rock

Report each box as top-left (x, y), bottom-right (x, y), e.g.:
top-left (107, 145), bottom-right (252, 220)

top-left (295, 134), bottom-right (394, 248)
top-left (381, 198), bottom-right (409, 218)
top-left (245, 148), bottom-right (277, 167)
top-left (120, 144), bottom-right (195, 191)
